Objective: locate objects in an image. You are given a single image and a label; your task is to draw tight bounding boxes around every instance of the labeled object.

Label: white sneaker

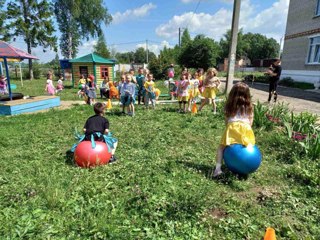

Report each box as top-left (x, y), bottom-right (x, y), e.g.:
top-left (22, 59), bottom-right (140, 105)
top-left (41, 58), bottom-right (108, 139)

top-left (213, 169), bottom-right (223, 177)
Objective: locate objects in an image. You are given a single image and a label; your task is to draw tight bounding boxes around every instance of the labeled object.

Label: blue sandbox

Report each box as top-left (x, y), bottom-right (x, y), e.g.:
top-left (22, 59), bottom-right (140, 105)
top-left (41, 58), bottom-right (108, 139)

top-left (0, 96), bottom-right (60, 115)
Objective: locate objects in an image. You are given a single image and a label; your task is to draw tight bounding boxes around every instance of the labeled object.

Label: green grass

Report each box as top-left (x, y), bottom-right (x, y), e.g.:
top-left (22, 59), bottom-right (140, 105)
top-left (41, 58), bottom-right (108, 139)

top-left (0, 100), bottom-right (319, 239)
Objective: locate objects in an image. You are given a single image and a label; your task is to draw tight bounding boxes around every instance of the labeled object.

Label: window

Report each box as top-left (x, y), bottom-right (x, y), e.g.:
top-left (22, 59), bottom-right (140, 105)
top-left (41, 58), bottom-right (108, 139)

top-left (317, 0), bottom-right (320, 16)
top-left (307, 36), bottom-right (320, 64)
top-left (79, 66), bottom-right (88, 77)
top-left (100, 66), bottom-right (109, 78)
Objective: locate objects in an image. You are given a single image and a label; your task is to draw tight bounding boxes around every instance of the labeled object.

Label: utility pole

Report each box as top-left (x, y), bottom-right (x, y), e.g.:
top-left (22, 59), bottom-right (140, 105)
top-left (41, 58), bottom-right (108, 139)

top-left (179, 27), bottom-right (181, 47)
top-left (146, 39), bottom-right (149, 64)
top-left (278, 36), bottom-right (283, 59)
top-left (226, 0), bottom-right (241, 94)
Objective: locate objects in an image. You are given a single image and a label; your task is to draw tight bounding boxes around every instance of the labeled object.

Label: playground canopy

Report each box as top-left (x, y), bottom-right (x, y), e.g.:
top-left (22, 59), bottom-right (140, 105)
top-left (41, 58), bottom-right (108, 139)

top-left (0, 41), bottom-right (39, 100)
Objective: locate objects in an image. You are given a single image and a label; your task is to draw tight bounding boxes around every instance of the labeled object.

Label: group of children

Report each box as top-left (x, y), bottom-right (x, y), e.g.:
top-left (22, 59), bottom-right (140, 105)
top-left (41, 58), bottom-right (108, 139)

top-left (83, 80), bottom-right (254, 177)
top-left (172, 67), bottom-right (221, 114)
top-left (45, 73), bottom-right (64, 95)
top-left (75, 67), bottom-right (161, 115)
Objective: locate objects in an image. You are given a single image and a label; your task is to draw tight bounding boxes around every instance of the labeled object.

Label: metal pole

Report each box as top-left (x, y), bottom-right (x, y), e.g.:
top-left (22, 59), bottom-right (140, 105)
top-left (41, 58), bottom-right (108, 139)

top-left (226, 0), bottom-right (241, 94)
top-left (3, 57), bottom-right (12, 100)
top-left (19, 62), bottom-right (23, 87)
top-left (0, 61), bottom-right (3, 75)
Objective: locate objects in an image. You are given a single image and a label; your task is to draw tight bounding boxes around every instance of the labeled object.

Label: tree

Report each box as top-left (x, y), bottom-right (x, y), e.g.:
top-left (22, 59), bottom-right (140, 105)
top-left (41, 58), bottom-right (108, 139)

top-left (243, 33), bottom-right (279, 60)
top-left (178, 35), bottom-right (221, 70)
top-left (54, 0), bottom-right (112, 59)
top-left (115, 52), bottom-right (135, 63)
top-left (93, 34), bottom-right (110, 59)
top-left (219, 29), bottom-right (247, 61)
top-left (0, 0), bottom-right (9, 40)
top-left (134, 47), bottom-right (146, 63)
top-left (181, 28), bottom-right (191, 48)
top-left (219, 30), bottom-right (280, 62)
top-left (6, 0), bottom-right (57, 79)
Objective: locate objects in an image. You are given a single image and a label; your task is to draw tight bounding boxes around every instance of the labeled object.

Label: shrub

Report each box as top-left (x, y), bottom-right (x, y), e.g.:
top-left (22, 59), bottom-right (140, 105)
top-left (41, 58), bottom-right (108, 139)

top-left (22, 63), bottom-right (41, 79)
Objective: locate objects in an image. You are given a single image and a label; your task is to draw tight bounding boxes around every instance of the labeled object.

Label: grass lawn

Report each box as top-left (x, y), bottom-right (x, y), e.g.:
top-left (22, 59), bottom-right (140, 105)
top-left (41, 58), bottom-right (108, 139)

top-left (0, 80), bottom-right (319, 239)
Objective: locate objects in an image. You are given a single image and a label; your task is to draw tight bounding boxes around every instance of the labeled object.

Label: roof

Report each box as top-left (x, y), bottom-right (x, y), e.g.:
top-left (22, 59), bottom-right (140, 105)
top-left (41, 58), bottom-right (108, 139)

top-left (0, 41), bottom-right (39, 60)
top-left (69, 53), bottom-right (115, 64)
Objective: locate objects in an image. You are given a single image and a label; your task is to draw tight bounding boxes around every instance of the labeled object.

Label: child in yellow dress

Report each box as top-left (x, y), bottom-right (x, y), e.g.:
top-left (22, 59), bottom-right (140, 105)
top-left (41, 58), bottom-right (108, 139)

top-left (198, 68), bottom-right (221, 114)
top-left (144, 73), bottom-right (156, 109)
top-left (213, 82), bottom-right (255, 177)
top-left (187, 72), bottom-right (200, 112)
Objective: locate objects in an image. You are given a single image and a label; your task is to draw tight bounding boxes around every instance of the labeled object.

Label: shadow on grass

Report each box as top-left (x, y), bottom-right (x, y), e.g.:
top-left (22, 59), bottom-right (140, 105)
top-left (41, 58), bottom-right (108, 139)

top-left (63, 86), bottom-right (74, 89)
top-left (65, 150), bottom-right (75, 166)
top-left (177, 161), bottom-right (248, 184)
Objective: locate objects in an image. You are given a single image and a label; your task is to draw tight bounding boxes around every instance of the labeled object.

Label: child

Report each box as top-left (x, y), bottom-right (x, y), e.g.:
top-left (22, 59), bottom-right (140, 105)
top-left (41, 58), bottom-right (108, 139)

top-left (187, 72), bottom-right (200, 111)
top-left (144, 73), bottom-right (156, 109)
top-left (213, 82), bottom-right (255, 177)
top-left (120, 74), bottom-right (136, 116)
top-left (108, 79), bottom-right (119, 100)
top-left (177, 73), bottom-right (190, 113)
top-left (86, 74), bottom-right (97, 105)
top-left (83, 102), bottom-right (118, 162)
top-left (198, 68), bottom-right (221, 114)
top-left (136, 68), bottom-right (145, 105)
top-left (197, 68), bottom-right (204, 94)
top-left (100, 76), bottom-right (110, 99)
top-left (0, 75), bottom-right (8, 95)
top-left (78, 74), bottom-right (86, 89)
top-left (45, 73), bottom-right (55, 95)
top-left (129, 69), bottom-right (137, 84)
top-left (168, 63), bottom-right (175, 79)
top-left (56, 75), bottom-right (64, 93)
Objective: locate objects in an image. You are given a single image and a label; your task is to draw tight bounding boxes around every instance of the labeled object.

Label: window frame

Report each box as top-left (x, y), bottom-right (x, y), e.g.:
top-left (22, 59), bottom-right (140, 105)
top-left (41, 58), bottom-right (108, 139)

top-left (100, 66), bottom-right (109, 78)
top-left (316, 0), bottom-right (320, 16)
top-left (306, 35), bottom-right (320, 64)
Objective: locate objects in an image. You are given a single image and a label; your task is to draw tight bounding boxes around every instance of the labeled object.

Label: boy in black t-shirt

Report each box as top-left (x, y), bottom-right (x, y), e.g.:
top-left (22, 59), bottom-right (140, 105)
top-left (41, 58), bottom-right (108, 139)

top-left (83, 102), bottom-right (118, 162)
top-left (266, 59), bottom-right (282, 103)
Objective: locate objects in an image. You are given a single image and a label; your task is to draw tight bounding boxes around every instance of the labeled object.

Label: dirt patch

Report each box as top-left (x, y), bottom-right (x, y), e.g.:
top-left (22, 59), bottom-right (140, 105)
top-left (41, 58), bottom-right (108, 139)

top-left (207, 208), bottom-right (228, 220)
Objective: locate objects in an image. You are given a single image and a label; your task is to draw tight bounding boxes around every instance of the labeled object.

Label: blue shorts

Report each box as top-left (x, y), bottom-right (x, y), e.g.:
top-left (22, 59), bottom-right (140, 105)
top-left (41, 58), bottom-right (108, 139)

top-left (121, 95), bottom-right (133, 106)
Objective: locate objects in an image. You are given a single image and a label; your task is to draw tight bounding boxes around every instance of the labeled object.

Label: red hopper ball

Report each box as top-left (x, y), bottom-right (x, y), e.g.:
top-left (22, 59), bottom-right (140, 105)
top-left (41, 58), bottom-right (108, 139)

top-left (74, 141), bottom-right (111, 168)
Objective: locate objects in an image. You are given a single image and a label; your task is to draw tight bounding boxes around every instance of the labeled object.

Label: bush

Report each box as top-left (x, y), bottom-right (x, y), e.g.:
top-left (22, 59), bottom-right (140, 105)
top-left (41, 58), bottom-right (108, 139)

top-left (279, 78), bottom-right (315, 90)
top-left (22, 63), bottom-right (41, 79)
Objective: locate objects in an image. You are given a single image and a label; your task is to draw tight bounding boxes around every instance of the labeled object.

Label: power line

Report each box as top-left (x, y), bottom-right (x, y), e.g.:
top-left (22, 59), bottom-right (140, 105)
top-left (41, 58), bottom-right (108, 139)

top-left (185, 0), bottom-right (202, 29)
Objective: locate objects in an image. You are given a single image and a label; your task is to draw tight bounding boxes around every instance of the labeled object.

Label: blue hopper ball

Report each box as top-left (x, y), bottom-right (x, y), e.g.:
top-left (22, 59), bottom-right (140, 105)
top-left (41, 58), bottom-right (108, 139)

top-left (224, 144), bottom-right (262, 175)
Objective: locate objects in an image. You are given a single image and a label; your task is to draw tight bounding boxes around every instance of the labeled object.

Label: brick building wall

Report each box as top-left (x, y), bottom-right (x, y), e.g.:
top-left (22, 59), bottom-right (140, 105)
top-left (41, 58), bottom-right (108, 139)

top-left (281, 0), bottom-right (320, 83)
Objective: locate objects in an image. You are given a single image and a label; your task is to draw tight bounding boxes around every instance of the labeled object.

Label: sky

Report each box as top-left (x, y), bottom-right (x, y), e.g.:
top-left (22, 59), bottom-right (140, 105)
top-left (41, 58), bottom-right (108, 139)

top-left (9, 0), bottom-right (290, 63)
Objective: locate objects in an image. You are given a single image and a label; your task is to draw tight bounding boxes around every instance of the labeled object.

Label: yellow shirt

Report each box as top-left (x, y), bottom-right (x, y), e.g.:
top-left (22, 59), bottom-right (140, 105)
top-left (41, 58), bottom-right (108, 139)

top-left (144, 81), bottom-right (155, 92)
top-left (79, 78), bottom-right (86, 85)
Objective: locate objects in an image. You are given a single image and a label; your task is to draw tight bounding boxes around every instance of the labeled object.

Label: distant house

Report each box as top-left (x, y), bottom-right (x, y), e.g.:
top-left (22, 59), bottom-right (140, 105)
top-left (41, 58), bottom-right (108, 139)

top-left (69, 53), bottom-right (115, 87)
top-left (281, 0), bottom-right (320, 83)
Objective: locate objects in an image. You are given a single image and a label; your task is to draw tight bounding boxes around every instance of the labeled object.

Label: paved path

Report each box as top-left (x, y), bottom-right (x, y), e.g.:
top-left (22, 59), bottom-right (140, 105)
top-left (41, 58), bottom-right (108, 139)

top-left (219, 79), bottom-right (320, 116)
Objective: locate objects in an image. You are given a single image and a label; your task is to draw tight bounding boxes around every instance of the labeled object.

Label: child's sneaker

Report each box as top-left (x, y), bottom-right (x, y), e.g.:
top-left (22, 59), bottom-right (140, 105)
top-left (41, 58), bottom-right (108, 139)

top-left (109, 155), bottom-right (117, 164)
top-left (213, 168), bottom-right (222, 177)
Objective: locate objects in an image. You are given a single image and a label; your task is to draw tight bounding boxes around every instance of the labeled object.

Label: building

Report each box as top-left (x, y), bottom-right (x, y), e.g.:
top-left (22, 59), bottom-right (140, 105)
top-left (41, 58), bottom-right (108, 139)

top-left (281, 0), bottom-right (320, 83)
top-left (69, 53), bottom-right (115, 87)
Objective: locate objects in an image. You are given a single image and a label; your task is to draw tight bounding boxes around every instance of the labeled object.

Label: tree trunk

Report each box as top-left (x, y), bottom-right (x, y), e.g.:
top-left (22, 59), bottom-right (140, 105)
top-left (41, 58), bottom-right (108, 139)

top-left (27, 40), bottom-right (34, 80)
top-left (22, 0), bottom-right (33, 80)
top-left (68, 31), bottom-right (72, 59)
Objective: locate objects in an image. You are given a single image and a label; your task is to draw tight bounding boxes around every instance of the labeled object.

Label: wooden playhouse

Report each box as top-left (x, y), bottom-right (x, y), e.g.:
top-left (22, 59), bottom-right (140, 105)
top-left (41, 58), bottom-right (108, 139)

top-left (69, 53), bottom-right (116, 87)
